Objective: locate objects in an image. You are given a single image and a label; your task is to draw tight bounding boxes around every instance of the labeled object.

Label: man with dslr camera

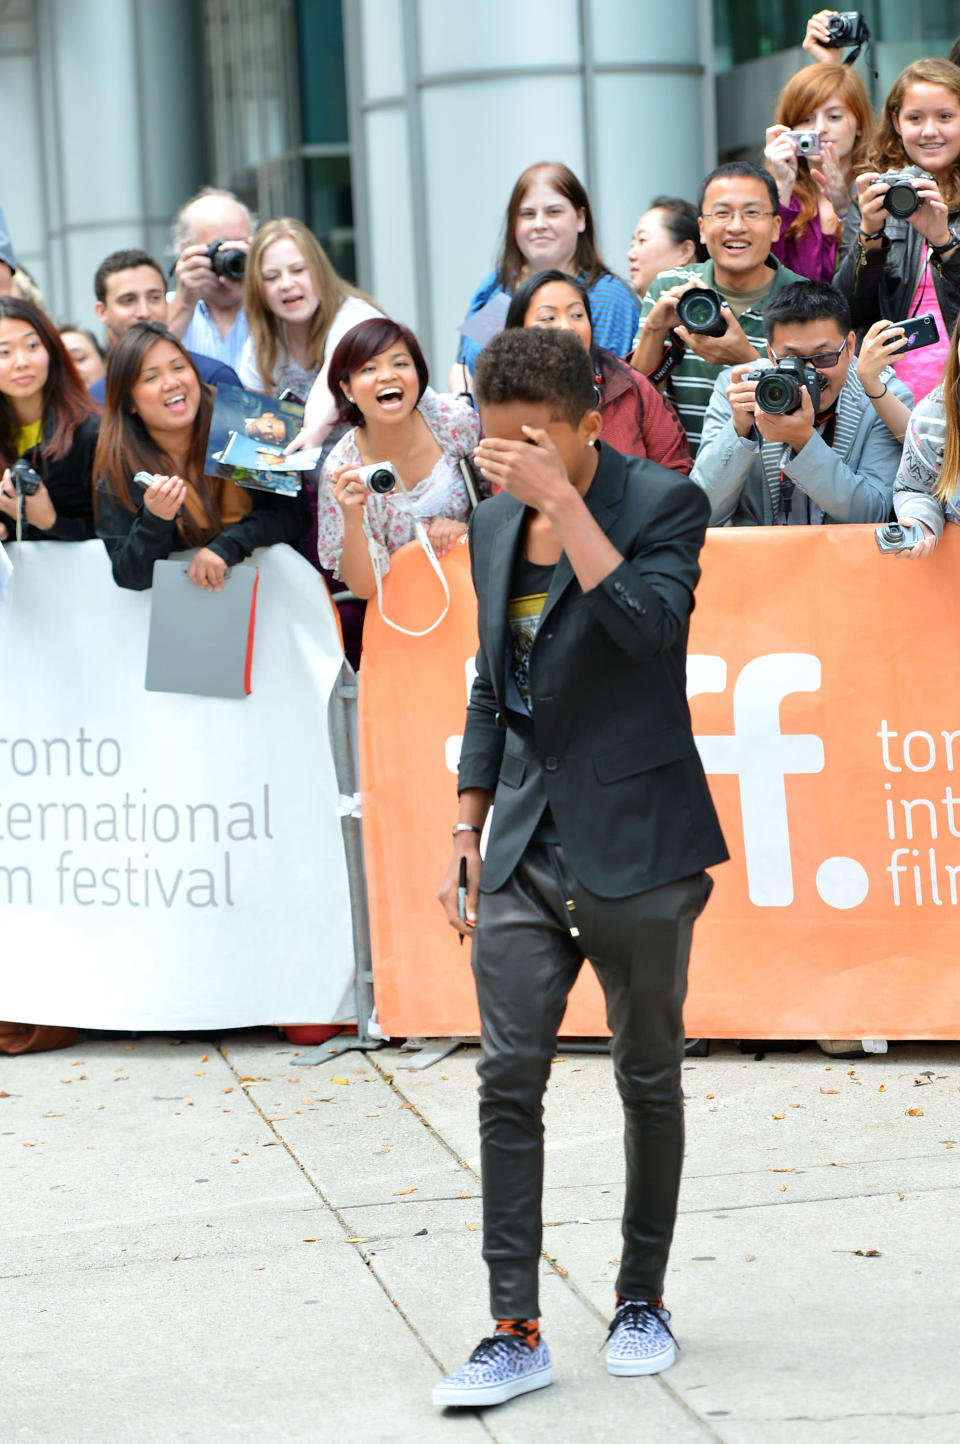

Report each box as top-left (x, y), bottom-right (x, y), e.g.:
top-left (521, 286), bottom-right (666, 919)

top-left (631, 163), bottom-right (806, 457)
top-left (167, 188), bottom-right (254, 370)
top-left (692, 281), bottom-right (910, 525)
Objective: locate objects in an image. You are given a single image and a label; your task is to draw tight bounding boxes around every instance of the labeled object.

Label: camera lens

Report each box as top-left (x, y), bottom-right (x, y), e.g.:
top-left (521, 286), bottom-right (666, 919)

top-left (675, 288), bottom-right (727, 337)
top-left (754, 372), bottom-right (799, 415)
top-left (883, 182), bottom-right (920, 219)
top-left (366, 467), bottom-right (396, 494)
top-left (827, 15), bottom-right (845, 35)
top-left (797, 133), bottom-right (815, 154)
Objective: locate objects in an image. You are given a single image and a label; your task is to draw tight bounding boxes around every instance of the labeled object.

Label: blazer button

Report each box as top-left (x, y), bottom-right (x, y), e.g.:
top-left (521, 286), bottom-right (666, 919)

top-left (613, 581), bottom-right (625, 594)
top-left (544, 756), bottom-right (559, 771)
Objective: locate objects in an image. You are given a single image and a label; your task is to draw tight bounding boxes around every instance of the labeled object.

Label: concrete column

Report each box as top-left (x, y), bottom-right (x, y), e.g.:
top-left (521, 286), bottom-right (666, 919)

top-left (344, 0), bottom-right (713, 374)
top-left (0, 0), bottom-right (204, 326)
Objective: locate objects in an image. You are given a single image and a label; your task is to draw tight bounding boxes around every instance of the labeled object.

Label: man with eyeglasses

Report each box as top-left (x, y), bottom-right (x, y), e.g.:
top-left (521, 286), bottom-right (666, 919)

top-left (631, 163), bottom-right (806, 456)
top-left (692, 281), bottom-right (911, 526)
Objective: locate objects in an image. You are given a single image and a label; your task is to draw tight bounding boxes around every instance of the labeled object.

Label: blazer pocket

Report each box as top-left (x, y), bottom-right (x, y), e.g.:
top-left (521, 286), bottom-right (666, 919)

top-left (498, 752), bottom-right (527, 788)
top-left (593, 727), bottom-right (697, 783)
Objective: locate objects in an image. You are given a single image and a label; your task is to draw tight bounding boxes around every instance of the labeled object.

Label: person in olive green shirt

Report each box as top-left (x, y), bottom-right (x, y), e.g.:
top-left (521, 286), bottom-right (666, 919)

top-left (631, 162), bottom-right (807, 457)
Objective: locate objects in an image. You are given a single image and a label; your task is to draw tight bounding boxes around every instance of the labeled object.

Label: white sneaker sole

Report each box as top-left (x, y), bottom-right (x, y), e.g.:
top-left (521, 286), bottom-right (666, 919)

top-left (607, 1342), bottom-right (676, 1376)
top-left (432, 1361), bottom-right (554, 1408)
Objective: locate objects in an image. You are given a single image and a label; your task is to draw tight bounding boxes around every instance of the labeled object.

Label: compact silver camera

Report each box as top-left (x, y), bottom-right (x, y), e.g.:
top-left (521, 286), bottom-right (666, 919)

top-left (876, 166), bottom-right (934, 219)
top-left (354, 461), bottom-right (399, 495)
top-left (789, 130), bottom-right (821, 157)
top-left (875, 521), bottom-right (925, 554)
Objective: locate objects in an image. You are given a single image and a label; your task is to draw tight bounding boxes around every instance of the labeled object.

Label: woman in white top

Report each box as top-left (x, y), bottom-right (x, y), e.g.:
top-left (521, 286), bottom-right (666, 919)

top-left (317, 317), bottom-right (481, 599)
top-left (239, 218), bottom-right (381, 412)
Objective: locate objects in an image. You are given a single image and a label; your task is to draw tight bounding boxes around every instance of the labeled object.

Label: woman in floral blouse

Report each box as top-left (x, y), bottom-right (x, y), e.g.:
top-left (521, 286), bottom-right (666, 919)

top-left (318, 317), bottom-right (481, 599)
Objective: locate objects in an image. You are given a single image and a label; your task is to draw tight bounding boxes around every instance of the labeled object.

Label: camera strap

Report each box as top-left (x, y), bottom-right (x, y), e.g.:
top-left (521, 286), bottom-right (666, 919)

top-left (648, 330), bottom-right (687, 387)
top-left (365, 473), bottom-right (451, 638)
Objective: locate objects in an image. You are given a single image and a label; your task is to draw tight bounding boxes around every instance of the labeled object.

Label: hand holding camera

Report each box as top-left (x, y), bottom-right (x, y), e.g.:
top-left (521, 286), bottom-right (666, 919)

top-left (875, 520), bottom-right (937, 559)
top-left (175, 236), bottom-right (250, 305)
top-left (142, 474), bottom-right (188, 522)
top-left (673, 290), bottom-right (758, 367)
top-left (738, 359), bottom-right (820, 450)
top-left (0, 460), bottom-right (57, 534)
top-left (764, 125), bottom-right (800, 198)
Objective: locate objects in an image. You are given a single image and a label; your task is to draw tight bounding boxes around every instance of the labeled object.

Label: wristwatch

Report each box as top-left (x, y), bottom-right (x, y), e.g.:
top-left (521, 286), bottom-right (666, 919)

top-left (929, 227), bottom-right (960, 256)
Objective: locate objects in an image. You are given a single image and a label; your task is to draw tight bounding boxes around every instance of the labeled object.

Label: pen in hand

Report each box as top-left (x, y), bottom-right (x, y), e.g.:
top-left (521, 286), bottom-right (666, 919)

top-left (457, 856), bottom-right (468, 947)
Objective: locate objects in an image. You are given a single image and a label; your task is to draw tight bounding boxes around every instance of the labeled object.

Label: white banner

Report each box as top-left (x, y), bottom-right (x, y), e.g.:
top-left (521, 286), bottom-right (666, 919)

top-left (0, 540), bottom-right (355, 1030)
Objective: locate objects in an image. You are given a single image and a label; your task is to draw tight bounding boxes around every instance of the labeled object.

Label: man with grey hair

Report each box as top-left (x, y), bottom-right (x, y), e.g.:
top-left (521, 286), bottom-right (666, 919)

top-left (167, 187), bottom-right (255, 369)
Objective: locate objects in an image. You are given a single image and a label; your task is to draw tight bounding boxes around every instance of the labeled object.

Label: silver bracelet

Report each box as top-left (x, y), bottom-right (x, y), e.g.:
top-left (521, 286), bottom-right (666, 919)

top-left (451, 823), bottom-right (482, 837)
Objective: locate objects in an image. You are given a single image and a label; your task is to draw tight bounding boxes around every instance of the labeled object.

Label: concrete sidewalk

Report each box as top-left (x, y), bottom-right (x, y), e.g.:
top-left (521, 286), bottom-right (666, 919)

top-left (2, 1031), bottom-right (958, 1443)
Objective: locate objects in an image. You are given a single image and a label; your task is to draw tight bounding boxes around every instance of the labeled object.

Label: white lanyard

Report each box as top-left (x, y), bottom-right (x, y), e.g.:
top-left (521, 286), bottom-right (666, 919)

top-left (366, 473), bottom-right (451, 638)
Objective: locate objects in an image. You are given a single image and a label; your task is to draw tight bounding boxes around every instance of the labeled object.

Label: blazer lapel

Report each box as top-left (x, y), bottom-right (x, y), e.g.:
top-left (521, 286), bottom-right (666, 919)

top-left (484, 502), bottom-right (525, 704)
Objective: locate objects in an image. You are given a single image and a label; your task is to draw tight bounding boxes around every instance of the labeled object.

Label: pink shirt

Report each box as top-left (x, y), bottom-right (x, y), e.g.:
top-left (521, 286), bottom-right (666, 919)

top-left (893, 261), bottom-right (949, 403)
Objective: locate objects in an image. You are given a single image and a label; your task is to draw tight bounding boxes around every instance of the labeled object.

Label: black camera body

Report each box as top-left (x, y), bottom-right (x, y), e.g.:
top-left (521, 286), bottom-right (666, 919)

top-left (675, 287), bottom-right (728, 338)
top-left (206, 239), bottom-right (246, 280)
top-left (877, 166), bottom-right (934, 220)
top-left (747, 358), bottom-right (823, 416)
top-left (825, 11), bottom-right (869, 46)
top-left (9, 456), bottom-right (42, 497)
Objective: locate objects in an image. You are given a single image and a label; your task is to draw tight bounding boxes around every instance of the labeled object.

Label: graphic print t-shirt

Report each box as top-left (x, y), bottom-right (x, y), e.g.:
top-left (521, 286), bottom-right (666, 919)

top-left (508, 552), bottom-right (556, 712)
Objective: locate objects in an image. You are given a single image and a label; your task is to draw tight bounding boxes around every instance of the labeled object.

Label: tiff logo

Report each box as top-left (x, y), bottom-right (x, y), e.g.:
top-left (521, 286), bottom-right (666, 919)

top-left (688, 654), bottom-right (824, 907)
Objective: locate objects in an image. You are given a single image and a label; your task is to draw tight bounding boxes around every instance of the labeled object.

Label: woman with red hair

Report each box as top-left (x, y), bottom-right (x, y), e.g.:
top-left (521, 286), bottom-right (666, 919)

top-left (764, 63), bottom-right (873, 282)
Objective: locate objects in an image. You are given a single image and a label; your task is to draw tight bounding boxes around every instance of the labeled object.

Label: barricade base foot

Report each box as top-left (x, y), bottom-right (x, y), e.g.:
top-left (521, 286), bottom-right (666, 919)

top-left (296, 1036), bottom-right (385, 1066)
top-left (395, 1038), bottom-right (470, 1070)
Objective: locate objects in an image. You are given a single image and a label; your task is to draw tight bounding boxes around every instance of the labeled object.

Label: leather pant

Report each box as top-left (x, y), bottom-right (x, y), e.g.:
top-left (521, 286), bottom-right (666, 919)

top-left (471, 842), bottom-right (712, 1319)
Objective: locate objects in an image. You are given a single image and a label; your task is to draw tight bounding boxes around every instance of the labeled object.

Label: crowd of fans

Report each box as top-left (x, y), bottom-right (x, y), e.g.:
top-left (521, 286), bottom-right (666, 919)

top-left (5, 11), bottom-right (960, 1058)
top-left (3, 11), bottom-right (960, 637)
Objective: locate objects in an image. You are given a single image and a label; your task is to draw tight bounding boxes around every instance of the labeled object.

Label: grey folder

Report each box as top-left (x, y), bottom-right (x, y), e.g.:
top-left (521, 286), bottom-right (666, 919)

top-left (145, 559), bottom-right (259, 698)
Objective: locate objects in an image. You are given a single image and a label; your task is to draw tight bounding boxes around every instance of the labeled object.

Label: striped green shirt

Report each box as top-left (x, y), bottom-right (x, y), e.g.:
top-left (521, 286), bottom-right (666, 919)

top-left (633, 257), bottom-right (806, 458)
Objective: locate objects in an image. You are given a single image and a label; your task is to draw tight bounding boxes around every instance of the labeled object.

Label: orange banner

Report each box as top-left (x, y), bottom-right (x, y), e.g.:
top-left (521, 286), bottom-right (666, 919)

top-left (359, 526), bottom-right (960, 1040)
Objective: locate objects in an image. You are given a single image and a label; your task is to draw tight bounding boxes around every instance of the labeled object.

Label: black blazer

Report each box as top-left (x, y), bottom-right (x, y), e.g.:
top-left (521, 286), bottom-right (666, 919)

top-left (17, 414), bottom-right (100, 541)
top-left (458, 442), bottom-right (728, 898)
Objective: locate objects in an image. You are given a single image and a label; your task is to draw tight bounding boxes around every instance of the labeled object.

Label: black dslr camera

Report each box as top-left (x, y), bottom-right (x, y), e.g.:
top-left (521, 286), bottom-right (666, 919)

top-left (675, 287), bottom-right (728, 338)
top-left (206, 239), bottom-right (246, 280)
top-left (824, 11), bottom-right (869, 47)
top-left (877, 165), bottom-right (934, 220)
top-left (748, 358), bottom-right (823, 416)
top-left (9, 457), bottom-right (42, 496)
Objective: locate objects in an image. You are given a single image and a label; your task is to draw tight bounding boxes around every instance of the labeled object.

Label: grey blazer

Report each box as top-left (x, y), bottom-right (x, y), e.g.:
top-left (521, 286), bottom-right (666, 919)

top-left (457, 442), bottom-right (728, 898)
top-left (691, 357), bottom-right (912, 527)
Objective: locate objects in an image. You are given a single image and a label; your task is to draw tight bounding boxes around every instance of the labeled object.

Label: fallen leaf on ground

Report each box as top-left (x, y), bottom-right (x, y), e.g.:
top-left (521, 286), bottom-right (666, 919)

top-left (706, 1093), bottom-right (715, 1099)
top-left (906, 1108), bottom-right (924, 1117)
top-left (878, 1084), bottom-right (886, 1091)
top-left (744, 1254), bottom-right (756, 1262)
top-left (345, 1237), bottom-right (373, 1244)
top-left (854, 1249), bottom-right (881, 1257)
top-left (820, 1088), bottom-right (839, 1095)
top-left (770, 1167), bottom-right (795, 1173)
top-left (393, 1186), bottom-right (418, 1196)
top-left (772, 1113), bottom-right (784, 1120)
top-left (0, 1091), bottom-right (9, 1098)
top-left (200, 1054), bottom-right (209, 1062)
top-left (465, 1223), bottom-right (477, 1231)
top-left (331, 1076), bottom-right (351, 1085)
top-left (222, 1087), bottom-right (233, 1094)
top-left (302, 1237), bottom-right (321, 1243)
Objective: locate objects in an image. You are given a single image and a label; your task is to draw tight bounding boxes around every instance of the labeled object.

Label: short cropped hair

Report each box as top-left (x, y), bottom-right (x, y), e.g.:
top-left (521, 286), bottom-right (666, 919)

top-left (475, 328), bottom-right (596, 426)
top-left (762, 281), bottom-right (852, 342)
top-left (326, 317), bottom-right (429, 428)
top-left (698, 162), bottom-right (779, 217)
top-left (94, 249), bottom-right (165, 303)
